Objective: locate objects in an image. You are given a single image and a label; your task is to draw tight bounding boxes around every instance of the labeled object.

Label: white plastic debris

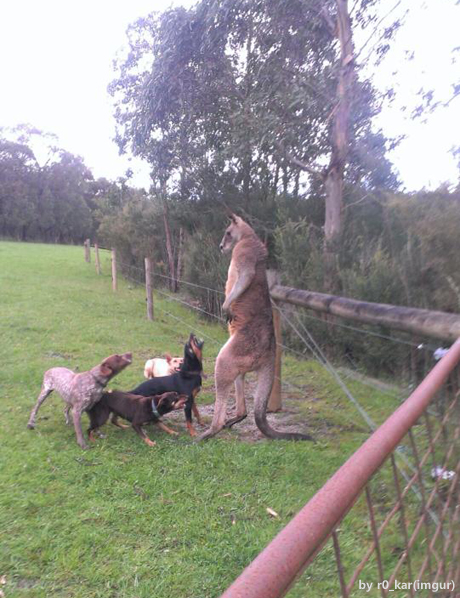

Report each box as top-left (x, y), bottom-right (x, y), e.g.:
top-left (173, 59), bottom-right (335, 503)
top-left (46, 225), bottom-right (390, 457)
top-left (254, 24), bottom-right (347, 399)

top-left (431, 466), bottom-right (455, 481)
top-left (433, 347), bottom-right (449, 361)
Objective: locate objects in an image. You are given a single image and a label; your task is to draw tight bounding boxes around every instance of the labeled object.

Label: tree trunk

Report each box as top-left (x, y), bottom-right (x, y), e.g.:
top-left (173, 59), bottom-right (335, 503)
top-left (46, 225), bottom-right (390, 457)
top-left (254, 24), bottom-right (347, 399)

top-left (323, 0), bottom-right (354, 293)
top-left (242, 18), bottom-right (254, 207)
top-left (176, 227), bottom-right (184, 291)
top-left (282, 163), bottom-right (289, 195)
top-left (162, 194), bottom-right (177, 292)
top-left (273, 164), bottom-right (280, 194)
top-left (294, 171), bottom-right (300, 199)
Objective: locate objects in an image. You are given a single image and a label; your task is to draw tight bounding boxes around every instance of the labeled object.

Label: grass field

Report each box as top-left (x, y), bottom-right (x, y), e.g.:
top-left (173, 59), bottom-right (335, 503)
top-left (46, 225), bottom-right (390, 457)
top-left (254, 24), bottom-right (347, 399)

top-left (0, 241), bottom-right (406, 598)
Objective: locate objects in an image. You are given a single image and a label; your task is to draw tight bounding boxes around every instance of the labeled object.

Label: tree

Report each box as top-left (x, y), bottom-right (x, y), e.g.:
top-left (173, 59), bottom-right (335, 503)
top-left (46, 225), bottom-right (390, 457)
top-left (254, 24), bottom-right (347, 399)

top-left (0, 126), bottom-right (99, 243)
top-left (110, 0), bottom-right (398, 294)
top-left (0, 138), bottom-right (39, 240)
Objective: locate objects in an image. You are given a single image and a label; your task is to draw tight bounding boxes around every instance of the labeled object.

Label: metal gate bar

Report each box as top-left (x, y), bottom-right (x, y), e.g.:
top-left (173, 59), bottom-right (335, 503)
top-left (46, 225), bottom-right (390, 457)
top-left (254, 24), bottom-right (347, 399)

top-left (220, 339), bottom-right (460, 598)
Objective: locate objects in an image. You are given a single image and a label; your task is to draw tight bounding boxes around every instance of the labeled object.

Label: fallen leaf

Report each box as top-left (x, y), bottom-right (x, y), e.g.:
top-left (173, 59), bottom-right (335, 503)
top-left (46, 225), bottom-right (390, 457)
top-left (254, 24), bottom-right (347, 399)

top-left (266, 507), bottom-right (279, 518)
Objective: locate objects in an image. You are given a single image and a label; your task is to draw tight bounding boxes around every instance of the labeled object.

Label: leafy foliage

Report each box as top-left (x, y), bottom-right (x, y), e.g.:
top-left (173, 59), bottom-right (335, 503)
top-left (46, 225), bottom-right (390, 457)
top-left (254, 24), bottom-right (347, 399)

top-left (0, 127), bottom-right (144, 244)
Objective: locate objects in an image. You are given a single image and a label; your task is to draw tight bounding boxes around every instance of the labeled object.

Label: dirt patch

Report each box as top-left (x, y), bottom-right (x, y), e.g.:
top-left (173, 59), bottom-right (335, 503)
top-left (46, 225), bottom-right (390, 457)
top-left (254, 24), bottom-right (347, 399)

top-left (166, 377), bottom-right (322, 442)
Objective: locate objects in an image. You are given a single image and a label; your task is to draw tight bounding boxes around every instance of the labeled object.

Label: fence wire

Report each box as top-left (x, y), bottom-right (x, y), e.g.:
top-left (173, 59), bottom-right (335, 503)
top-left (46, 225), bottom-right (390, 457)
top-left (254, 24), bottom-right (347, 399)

top-left (89, 245), bottom-right (460, 597)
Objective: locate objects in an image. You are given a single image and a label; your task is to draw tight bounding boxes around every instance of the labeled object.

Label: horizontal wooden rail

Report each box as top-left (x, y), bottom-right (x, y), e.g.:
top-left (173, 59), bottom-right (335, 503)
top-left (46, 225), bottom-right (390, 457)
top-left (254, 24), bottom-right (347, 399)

top-left (270, 284), bottom-right (460, 343)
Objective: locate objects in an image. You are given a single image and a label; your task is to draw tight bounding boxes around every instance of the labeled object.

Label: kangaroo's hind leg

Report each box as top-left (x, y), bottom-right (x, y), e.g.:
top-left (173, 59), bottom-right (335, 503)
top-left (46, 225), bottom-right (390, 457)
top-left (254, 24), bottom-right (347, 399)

top-left (224, 374), bottom-right (247, 428)
top-left (198, 339), bottom-right (243, 440)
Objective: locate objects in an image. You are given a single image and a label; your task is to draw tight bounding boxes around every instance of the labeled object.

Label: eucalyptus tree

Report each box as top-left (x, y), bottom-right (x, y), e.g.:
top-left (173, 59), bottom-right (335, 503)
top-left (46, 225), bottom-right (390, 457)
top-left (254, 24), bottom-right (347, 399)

top-left (0, 138), bottom-right (39, 239)
top-left (110, 0), bottom-right (398, 290)
top-left (0, 127), bottom-right (97, 243)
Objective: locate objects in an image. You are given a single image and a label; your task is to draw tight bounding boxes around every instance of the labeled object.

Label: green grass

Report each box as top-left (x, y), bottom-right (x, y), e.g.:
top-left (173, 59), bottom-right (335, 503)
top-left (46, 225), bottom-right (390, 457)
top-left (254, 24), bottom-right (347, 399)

top-left (0, 241), bottom-right (408, 597)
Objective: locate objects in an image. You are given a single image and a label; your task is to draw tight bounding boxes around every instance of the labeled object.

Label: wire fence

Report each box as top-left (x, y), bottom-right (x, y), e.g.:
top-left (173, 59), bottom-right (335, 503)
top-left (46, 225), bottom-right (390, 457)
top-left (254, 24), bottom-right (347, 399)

top-left (221, 342), bottom-right (460, 598)
top-left (90, 244), bottom-right (447, 412)
top-left (87, 243), bottom-right (460, 597)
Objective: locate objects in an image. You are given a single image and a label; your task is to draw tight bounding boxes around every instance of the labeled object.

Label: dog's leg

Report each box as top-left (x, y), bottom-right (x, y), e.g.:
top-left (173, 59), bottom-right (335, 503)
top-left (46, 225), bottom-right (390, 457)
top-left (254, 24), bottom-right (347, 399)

top-left (184, 399), bottom-right (198, 437)
top-left (224, 373), bottom-right (247, 428)
top-left (71, 406), bottom-right (89, 449)
top-left (186, 421), bottom-right (198, 437)
top-left (156, 421), bottom-right (179, 436)
top-left (87, 403), bottom-right (110, 441)
top-left (132, 425), bottom-right (156, 447)
top-left (110, 414), bottom-right (129, 429)
top-left (198, 341), bottom-right (240, 440)
top-left (191, 390), bottom-right (203, 426)
top-left (27, 384), bottom-right (53, 429)
top-left (64, 404), bottom-right (71, 425)
top-left (253, 361), bottom-right (314, 441)
top-left (88, 429), bottom-right (99, 442)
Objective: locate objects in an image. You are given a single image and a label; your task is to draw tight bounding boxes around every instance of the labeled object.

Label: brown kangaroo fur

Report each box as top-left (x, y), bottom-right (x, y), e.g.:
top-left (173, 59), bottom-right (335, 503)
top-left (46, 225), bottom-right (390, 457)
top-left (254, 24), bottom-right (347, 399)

top-left (199, 214), bottom-right (312, 441)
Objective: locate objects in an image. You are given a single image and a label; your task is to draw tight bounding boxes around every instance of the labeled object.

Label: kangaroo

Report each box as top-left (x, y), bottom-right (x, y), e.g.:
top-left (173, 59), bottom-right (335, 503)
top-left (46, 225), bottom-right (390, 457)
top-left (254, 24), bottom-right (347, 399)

top-left (199, 214), bottom-right (312, 441)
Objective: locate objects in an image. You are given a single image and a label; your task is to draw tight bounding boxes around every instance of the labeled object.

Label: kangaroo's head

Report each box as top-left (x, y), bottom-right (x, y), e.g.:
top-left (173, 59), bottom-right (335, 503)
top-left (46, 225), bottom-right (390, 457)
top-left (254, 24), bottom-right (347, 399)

top-left (219, 214), bottom-right (253, 254)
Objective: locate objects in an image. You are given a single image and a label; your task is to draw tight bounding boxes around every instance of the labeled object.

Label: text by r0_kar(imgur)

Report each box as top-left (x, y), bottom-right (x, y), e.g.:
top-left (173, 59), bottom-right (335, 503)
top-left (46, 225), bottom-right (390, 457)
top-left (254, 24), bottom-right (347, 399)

top-left (358, 579), bottom-right (455, 593)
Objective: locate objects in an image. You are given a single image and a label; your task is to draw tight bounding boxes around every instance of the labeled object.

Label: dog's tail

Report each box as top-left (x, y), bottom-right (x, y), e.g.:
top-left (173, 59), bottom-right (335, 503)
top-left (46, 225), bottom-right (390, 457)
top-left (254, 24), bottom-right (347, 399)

top-left (254, 366), bottom-right (314, 441)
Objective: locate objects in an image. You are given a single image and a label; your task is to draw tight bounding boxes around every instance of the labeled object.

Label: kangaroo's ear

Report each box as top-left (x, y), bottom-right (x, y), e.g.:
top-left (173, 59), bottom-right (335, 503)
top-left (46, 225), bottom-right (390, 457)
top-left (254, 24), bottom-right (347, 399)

top-left (229, 212), bottom-right (239, 224)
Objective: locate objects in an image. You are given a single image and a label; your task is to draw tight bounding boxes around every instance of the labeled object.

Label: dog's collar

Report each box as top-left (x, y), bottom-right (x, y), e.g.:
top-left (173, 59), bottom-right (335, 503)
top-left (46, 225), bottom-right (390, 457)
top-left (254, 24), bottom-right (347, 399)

top-left (90, 372), bottom-right (107, 386)
top-left (151, 398), bottom-right (161, 419)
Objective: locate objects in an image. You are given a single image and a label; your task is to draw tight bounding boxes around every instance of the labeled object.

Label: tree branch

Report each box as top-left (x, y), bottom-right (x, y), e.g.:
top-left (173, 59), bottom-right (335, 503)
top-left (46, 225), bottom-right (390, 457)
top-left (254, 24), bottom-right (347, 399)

top-left (275, 141), bottom-right (325, 180)
top-left (321, 7), bottom-right (337, 36)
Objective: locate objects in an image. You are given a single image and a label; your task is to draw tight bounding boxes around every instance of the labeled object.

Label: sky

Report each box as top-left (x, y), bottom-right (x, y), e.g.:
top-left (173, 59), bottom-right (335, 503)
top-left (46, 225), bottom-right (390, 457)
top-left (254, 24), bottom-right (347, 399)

top-left (0, 0), bottom-right (459, 192)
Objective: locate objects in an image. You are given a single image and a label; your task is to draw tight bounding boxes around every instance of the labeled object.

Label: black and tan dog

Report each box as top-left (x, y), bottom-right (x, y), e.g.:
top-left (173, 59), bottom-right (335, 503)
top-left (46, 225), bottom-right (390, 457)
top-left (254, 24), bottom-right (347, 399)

top-left (87, 390), bottom-right (187, 447)
top-left (129, 333), bottom-right (204, 436)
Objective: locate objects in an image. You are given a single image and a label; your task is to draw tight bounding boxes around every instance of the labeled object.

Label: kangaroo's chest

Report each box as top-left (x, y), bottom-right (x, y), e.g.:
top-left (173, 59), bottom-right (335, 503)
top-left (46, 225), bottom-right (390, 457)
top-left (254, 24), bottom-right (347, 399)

top-left (225, 259), bottom-right (238, 297)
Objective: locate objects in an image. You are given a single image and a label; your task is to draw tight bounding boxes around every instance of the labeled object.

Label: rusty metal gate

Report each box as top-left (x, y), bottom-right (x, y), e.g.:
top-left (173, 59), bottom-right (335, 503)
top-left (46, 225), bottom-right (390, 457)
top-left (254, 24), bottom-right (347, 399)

top-left (220, 339), bottom-right (460, 598)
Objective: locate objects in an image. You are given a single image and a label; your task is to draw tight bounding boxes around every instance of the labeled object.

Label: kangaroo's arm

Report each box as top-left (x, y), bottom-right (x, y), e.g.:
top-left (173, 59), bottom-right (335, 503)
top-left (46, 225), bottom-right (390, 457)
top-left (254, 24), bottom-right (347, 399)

top-left (222, 263), bottom-right (256, 312)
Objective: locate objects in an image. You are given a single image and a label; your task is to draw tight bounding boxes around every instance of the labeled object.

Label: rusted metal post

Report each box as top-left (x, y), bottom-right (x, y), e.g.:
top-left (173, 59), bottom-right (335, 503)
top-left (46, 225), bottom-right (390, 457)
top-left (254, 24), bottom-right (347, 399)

top-left (84, 239), bottom-right (91, 263)
top-left (145, 257), bottom-right (154, 321)
top-left (95, 243), bottom-right (101, 275)
top-left (219, 338), bottom-right (460, 598)
top-left (111, 249), bottom-right (117, 292)
top-left (270, 284), bottom-right (460, 342)
top-left (267, 270), bottom-right (282, 412)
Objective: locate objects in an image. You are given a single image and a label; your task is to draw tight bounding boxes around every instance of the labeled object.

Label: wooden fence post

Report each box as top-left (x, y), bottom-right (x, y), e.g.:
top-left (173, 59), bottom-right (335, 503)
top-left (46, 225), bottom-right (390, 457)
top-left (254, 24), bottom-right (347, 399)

top-left (95, 243), bottom-right (101, 275)
top-left (145, 257), bottom-right (154, 321)
top-left (111, 249), bottom-right (117, 292)
top-left (84, 239), bottom-right (91, 263)
top-left (267, 270), bottom-right (282, 412)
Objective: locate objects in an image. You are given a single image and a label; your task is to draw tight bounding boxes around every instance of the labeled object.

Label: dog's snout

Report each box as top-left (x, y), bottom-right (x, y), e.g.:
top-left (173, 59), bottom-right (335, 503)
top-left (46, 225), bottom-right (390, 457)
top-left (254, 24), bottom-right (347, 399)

top-left (219, 243), bottom-right (223, 250)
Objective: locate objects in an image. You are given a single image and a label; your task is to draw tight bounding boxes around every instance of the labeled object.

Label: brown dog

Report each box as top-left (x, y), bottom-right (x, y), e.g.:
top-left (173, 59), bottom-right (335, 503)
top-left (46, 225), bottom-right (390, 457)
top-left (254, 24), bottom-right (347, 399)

top-left (87, 390), bottom-right (187, 447)
top-left (199, 215), bottom-right (312, 440)
top-left (27, 353), bottom-right (133, 449)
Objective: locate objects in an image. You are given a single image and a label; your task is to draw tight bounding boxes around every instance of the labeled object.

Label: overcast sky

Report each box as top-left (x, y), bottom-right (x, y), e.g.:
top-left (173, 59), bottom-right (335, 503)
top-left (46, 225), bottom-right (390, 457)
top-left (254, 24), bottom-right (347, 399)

top-left (0, 0), bottom-right (459, 192)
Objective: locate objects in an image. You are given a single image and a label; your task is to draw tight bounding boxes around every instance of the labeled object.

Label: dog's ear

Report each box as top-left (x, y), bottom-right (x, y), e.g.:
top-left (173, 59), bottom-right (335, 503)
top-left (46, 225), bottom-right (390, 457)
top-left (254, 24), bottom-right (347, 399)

top-left (99, 363), bottom-right (112, 377)
top-left (229, 212), bottom-right (239, 224)
top-left (156, 393), bottom-right (169, 407)
top-left (177, 394), bottom-right (188, 406)
top-left (164, 353), bottom-right (172, 363)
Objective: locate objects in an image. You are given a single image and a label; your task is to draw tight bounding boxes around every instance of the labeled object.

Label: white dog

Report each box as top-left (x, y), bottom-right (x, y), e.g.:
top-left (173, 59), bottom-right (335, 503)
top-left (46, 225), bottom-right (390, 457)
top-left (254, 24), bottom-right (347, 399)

top-left (144, 354), bottom-right (183, 379)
